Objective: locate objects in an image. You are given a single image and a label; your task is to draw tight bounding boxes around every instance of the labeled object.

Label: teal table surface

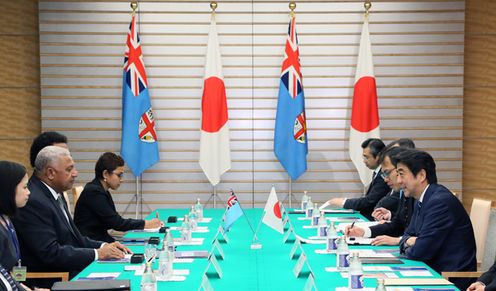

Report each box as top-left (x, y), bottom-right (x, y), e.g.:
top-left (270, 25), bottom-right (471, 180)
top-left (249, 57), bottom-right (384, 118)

top-left (74, 208), bottom-right (458, 291)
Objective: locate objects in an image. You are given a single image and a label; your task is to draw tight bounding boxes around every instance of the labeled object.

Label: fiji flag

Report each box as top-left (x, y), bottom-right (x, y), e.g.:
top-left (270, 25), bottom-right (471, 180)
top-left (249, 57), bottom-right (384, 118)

top-left (223, 190), bottom-right (243, 232)
top-left (120, 15), bottom-right (159, 176)
top-left (274, 16), bottom-right (308, 181)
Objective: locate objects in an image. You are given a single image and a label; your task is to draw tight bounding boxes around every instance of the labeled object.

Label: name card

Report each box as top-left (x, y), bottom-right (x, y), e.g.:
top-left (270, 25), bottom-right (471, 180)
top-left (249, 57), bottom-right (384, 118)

top-left (283, 225), bottom-right (294, 243)
top-left (204, 253), bottom-right (223, 279)
top-left (303, 273), bottom-right (318, 291)
top-left (199, 274), bottom-right (214, 291)
top-left (289, 238), bottom-right (302, 260)
top-left (210, 238), bottom-right (225, 260)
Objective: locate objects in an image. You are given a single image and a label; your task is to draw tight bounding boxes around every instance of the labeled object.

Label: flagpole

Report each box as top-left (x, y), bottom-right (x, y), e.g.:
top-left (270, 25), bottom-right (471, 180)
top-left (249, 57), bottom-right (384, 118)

top-left (288, 176), bottom-right (292, 208)
top-left (213, 185), bottom-right (217, 208)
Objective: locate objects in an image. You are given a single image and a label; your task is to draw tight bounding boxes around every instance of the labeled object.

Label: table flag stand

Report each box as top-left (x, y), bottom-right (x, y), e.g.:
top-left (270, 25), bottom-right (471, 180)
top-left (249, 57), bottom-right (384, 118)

top-left (250, 215), bottom-right (264, 250)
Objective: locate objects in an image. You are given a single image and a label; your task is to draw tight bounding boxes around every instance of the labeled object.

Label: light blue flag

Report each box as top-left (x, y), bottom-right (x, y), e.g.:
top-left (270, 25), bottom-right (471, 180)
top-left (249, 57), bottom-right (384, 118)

top-left (274, 17), bottom-right (308, 180)
top-left (223, 192), bottom-right (243, 231)
top-left (223, 203), bottom-right (243, 232)
top-left (120, 15), bottom-right (159, 176)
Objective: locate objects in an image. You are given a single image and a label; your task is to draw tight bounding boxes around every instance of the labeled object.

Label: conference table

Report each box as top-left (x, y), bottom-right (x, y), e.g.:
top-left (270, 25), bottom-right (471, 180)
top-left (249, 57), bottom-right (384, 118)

top-left (74, 208), bottom-right (459, 290)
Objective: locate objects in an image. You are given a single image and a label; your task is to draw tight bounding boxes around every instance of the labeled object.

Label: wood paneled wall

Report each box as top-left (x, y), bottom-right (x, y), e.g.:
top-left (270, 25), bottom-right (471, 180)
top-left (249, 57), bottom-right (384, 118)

top-left (0, 0), bottom-right (41, 168)
top-left (1, 0), bottom-right (492, 211)
top-left (463, 0), bottom-right (496, 208)
top-left (38, 0), bottom-right (464, 214)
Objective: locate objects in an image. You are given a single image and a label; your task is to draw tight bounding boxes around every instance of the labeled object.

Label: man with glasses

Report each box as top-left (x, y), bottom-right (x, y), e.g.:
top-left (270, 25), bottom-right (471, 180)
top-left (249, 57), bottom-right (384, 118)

top-left (395, 149), bottom-right (476, 290)
top-left (373, 138), bottom-right (416, 216)
top-left (345, 147), bottom-right (415, 245)
top-left (324, 138), bottom-right (390, 220)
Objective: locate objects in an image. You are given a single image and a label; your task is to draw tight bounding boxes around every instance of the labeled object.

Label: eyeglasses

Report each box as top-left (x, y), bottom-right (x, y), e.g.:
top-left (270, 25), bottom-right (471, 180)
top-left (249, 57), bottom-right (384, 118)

top-left (380, 168), bottom-right (396, 180)
top-left (113, 172), bottom-right (124, 178)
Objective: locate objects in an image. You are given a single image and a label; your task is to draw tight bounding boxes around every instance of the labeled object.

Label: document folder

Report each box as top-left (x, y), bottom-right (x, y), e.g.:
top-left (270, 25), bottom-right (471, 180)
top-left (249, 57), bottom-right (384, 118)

top-left (52, 279), bottom-right (130, 291)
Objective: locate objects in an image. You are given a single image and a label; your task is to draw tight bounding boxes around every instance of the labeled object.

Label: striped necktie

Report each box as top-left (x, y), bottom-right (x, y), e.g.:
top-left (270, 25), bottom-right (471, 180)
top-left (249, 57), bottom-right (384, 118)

top-left (0, 264), bottom-right (18, 291)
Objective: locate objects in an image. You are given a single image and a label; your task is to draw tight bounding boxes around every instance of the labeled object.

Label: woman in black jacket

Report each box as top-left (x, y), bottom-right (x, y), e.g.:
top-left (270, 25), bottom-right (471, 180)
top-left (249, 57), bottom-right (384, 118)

top-left (74, 152), bottom-right (161, 242)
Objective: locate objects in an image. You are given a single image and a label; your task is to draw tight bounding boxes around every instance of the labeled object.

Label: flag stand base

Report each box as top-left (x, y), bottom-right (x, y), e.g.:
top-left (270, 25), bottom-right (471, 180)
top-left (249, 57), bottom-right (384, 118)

top-left (250, 242), bottom-right (262, 250)
top-left (122, 176), bottom-right (152, 219)
top-left (205, 186), bottom-right (225, 208)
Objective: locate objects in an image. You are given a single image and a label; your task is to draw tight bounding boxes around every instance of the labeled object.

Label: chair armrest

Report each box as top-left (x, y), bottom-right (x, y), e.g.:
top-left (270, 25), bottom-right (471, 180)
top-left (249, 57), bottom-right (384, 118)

top-left (441, 271), bottom-right (483, 279)
top-left (26, 272), bottom-right (69, 282)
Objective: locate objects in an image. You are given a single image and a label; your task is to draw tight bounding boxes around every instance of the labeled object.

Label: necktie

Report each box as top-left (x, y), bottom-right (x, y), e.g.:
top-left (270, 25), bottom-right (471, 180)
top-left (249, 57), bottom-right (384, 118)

top-left (57, 194), bottom-right (70, 224)
top-left (0, 264), bottom-right (18, 291)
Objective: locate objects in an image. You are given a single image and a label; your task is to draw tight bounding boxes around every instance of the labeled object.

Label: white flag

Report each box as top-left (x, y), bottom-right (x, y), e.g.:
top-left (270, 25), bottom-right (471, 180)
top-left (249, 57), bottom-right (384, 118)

top-left (349, 16), bottom-right (380, 186)
top-left (262, 187), bottom-right (284, 234)
top-left (199, 14), bottom-right (231, 186)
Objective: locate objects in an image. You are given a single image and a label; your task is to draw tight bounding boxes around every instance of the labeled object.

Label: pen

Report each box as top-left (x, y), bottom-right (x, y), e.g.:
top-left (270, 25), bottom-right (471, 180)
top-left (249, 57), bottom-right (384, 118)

top-left (155, 211), bottom-right (160, 220)
top-left (350, 221), bottom-right (356, 230)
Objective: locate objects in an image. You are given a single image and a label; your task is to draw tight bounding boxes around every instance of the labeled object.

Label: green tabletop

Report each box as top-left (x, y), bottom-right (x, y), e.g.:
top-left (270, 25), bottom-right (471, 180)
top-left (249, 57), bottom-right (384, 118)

top-left (74, 208), bottom-right (458, 291)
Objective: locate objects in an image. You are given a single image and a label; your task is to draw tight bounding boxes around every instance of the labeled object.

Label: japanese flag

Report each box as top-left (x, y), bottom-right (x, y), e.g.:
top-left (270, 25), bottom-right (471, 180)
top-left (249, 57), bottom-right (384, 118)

top-left (262, 186), bottom-right (284, 234)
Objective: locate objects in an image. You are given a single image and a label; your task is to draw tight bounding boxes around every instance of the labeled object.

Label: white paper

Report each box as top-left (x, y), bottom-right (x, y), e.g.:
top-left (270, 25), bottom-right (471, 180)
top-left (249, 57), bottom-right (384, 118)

top-left (173, 269), bottom-right (190, 276)
top-left (175, 238), bottom-right (204, 246)
top-left (86, 272), bottom-right (120, 278)
top-left (303, 225), bottom-right (318, 229)
top-left (315, 249), bottom-right (333, 254)
top-left (124, 265), bottom-right (144, 271)
top-left (156, 275), bottom-right (187, 282)
top-left (356, 250), bottom-right (394, 258)
top-left (173, 258), bottom-right (194, 264)
top-left (363, 266), bottom-right (392, 272)
top-left (346, 237), bottom-right (375, 245)
top-left (136, 227), bottom-right (161, 232)
top-left (385, 288), bottom-right (413, 291)
top-left (192, 227), bottom-right (209, 233)
top-left (336, 221), bottom-right (380, 233)
top-left (325, 267), bottom-right (338, 272)
top-left (199, 218), bottom-right (212, 223)
top-left (399, 270), bottom-right (433, 277)
top-left (384, 272), bottom-right (399, 278)
top-left (336, 288), bottom-right (375, 291)
top-left (308, 236), bottom-right (326, 240)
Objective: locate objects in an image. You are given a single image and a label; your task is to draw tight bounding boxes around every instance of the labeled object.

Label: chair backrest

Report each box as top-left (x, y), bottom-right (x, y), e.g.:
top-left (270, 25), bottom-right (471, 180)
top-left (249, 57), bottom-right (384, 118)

top-left (72, 185), bottom-right (83, 206)
top-left (482, 207), bottom-right (496, 271)
top-left (470, 198), bottom-right (492, 265)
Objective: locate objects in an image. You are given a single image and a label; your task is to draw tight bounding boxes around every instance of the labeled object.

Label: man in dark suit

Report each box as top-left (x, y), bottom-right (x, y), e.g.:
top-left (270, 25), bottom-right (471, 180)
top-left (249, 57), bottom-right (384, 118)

top-left (396, 149), bottom-right (476, 290)
top-left (13, 146), bottom-right (129, 287)
top-left (468, 261), bottom-right (496, 291)
top-left (325, 138), bottom-right (390, 220)
top-left (345, 146), bottom-right (415, 245)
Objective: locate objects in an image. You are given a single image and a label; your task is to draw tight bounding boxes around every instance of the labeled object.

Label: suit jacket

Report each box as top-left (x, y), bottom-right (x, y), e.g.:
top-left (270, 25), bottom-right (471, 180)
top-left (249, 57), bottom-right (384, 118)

top-left (370, 193), bottom-right (414, 238)
top-left (12, 175), bottom-right (103, 277)
top-left (399, 183), bottom-right (476, 290)
top-left (74, 178), bottom-right (145, 242)
top-left (343, 170), bottom-right (390, 220)
top-left (479, 261), bottom-right (496, 291)
top-left (374, 190), bottom-right (401, 216)
top-left (0, 223), bottom-right (18, 271)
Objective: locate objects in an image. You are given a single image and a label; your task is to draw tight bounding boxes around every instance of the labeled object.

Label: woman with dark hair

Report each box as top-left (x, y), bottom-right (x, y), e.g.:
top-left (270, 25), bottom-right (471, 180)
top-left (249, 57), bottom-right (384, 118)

top-left (0, 161), bottom-right (48, 291)
top-left (0, 161), bottom-right (30, 272)
top-left (74, 152), bottom-right (161, 242)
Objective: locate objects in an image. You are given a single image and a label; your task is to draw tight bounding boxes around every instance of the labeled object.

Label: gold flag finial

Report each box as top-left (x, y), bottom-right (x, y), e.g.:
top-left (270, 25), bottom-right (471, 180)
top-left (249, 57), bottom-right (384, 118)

top-left (210, 1), bottom-right (218, 12)
top-left (289, 1), bottom-right (296, 18)
top-left (364, 0), bottom-right (372, 17)
top-left (130, 1), bottom-right (138, 15)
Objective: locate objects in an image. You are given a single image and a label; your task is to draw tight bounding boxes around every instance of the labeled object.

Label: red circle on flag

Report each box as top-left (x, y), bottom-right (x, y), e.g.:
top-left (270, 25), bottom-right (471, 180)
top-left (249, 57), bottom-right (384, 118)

top-left (201, 77), bottom-right (228, 133)
top-left (273, 202), bottom-right (282, 219)
top-left (350, 76), bottom-right (379, 132)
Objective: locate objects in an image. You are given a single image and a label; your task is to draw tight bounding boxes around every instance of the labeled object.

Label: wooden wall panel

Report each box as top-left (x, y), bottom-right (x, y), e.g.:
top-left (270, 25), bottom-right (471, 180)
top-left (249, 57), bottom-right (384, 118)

top-left (39, 0), bottom-right (464, 216)
top-left (463, 0), bottom-right (496, 208)
top-left (0, 0), bottom-right (40, 168)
